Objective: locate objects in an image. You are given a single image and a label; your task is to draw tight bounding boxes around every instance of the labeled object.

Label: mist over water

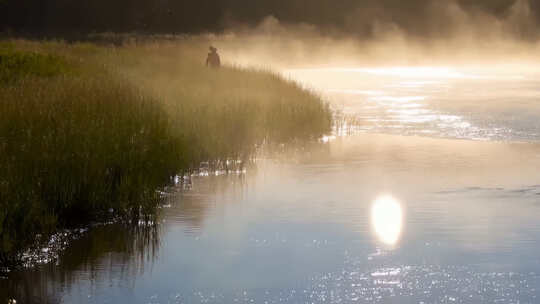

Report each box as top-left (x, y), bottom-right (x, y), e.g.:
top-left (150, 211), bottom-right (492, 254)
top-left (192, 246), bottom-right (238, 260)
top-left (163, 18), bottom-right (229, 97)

top-left (5, 5), bottom-right (540, 301)
top-left (5, 57), bottom-right (540, 303)
top-left (286, 66), bottom-right (540, 142)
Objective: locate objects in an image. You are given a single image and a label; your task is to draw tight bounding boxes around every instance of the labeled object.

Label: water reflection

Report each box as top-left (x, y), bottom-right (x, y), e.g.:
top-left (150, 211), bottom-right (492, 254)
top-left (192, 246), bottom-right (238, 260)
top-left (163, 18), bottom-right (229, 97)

top-left (371, 195), bottom-right (403, 246)
top-left (0, 223), bottom-right (160, 304)
top-left (3, 134), bottom-right (540, 303)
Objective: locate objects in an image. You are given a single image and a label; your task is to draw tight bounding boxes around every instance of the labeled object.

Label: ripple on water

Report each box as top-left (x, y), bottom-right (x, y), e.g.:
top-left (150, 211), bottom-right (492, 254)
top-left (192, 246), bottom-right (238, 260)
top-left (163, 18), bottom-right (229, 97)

top-left (315, 68), bottom-right (540, 142)
top-left (164, 261), bottom-right (539, 303)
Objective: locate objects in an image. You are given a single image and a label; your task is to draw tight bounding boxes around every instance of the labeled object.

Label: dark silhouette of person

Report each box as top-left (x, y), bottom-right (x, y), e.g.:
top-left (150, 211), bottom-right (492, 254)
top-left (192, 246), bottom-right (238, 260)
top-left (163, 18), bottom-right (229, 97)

top-left (206, 46), bottom-right (221, 68)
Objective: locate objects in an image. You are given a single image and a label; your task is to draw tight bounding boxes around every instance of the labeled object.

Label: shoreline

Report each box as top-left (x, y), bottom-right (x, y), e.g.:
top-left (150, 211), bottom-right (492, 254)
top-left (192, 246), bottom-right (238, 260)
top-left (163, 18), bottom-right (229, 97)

top-left (7, 130), bottom-right (540, 271)
top-left (3, 131), bottom-right (540, 303)
top-left (0, 39), bottom-right (332, 266)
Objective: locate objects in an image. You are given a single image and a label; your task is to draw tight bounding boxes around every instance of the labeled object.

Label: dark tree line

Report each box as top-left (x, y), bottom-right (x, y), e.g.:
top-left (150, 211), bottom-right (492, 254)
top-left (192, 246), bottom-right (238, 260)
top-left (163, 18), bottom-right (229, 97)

top-left (0, 0), bottom-right (224, 34)
top-left (1, 0), bottom-right (539, 39)
top-left (0, 0), bottom-right (361, 35)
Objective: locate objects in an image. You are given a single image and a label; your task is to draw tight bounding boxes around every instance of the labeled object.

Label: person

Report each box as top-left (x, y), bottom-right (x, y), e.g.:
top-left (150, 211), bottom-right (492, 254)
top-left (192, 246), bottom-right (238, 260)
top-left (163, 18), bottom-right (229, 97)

top-left (206, 46), bottom-right (221, 68)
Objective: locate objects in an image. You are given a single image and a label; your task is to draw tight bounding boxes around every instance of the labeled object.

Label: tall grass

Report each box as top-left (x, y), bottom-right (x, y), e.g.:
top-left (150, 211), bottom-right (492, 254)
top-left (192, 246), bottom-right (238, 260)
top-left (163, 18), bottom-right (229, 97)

top-left (0, 39), bottom-right (332, 263)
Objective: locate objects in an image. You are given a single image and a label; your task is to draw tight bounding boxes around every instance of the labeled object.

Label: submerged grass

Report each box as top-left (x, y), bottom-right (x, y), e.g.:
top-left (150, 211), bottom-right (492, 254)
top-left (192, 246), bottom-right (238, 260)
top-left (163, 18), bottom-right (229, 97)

top-left (0, 39), bottom-right (332, 264)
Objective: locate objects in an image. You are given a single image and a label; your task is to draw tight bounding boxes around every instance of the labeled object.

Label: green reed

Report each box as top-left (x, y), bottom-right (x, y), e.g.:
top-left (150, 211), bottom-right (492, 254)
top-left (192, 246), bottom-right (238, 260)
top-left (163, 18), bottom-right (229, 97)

top-left (0, 39), bottom-right (332, 263)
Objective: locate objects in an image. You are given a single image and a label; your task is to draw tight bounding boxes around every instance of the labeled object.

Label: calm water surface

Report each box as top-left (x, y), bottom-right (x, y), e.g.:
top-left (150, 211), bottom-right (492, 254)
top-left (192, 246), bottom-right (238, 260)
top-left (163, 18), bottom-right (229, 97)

top-left (3, 67), bottom-right (540, 304)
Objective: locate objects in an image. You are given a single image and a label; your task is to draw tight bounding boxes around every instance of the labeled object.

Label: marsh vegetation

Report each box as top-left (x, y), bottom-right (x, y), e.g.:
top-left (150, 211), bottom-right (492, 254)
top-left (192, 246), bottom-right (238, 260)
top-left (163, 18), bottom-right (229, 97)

top-left (0, 38), bottom-right (332, 264)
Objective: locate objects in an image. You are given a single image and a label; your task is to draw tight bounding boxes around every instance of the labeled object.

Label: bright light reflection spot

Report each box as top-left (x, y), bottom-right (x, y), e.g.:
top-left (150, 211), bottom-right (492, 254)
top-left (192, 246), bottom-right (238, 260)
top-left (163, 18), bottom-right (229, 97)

top-left (371, 195), bottom-right (403, 246)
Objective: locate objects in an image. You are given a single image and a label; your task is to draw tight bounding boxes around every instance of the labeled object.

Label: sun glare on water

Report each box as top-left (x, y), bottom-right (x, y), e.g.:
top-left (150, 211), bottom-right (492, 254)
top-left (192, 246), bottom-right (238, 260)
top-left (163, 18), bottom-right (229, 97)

top-left (295, 66), bottom-right (470, 79)
top-left (371, 195), bottom-right (403, 246)
top-left (360, 67), bottom-right (468, 79)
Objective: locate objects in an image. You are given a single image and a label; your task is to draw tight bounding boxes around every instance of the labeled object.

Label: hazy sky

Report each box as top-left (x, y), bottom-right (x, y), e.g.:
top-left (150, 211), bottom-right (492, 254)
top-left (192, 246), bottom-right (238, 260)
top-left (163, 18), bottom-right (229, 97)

top-left (223, 0), bottom-right (540, 40)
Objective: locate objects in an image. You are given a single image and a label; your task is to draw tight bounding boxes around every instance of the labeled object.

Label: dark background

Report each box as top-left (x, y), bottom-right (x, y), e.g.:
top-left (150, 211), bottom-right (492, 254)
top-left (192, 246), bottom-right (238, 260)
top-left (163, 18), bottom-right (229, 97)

top-left (1, 0), bottom-right (539, 39)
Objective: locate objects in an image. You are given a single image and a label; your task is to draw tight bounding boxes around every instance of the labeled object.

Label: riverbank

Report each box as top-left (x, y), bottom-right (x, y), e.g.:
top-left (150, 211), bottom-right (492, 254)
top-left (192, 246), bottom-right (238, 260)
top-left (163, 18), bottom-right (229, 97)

top-left (0, 39), bottom-right (332, 265)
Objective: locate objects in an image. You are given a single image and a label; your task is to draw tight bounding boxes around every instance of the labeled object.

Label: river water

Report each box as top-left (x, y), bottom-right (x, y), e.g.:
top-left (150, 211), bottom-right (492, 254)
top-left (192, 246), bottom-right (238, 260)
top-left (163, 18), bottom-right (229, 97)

top-left (3, 66), bottom-right (540, 304)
